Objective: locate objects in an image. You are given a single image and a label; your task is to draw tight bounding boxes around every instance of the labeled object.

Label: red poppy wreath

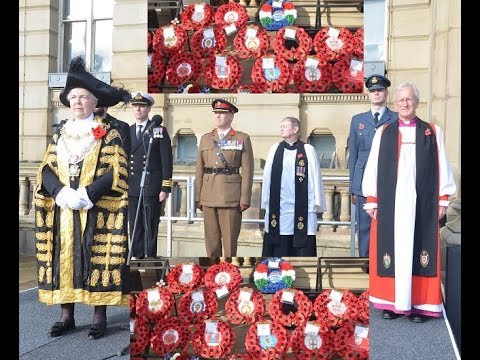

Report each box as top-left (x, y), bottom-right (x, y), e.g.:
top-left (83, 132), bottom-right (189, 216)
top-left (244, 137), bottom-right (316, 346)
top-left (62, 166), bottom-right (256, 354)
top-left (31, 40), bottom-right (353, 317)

top-left (166, 52), bottom-right (203, 87)
top-left (236, 84), bottom-right (265, 94)
top-left (130, 293), bottom-right (137, 317)
top-left (192, 319), bottom-right (236, 359)
top-left (290, 320), bottom-right (336, 360)
top-left (331, 56), bottom-right (364, 93)
top-left (148, 50), bottom-right (165, 91)
top-left (227, 354), bottom-right (254, 360)
top-left (166, 262), bottom-right (205, 294)
top-left (136, 285), bottom-right (175, 323)
top-left (233, 25), bottom-right (270, 59)
top-left (269, 288), bottom-right (312, 327)
top-left (313, 26), bottom-right (354, 62)
top-left (130, 317), bottom-right (151, 360)
top-left (292, 57), bottom-right (333, 93)
top-left (203, 54), bottom-right (243, 90)
top-left (150, 317), bottom-right (192, 356)
top-left (357, 290), bottom-right (369, 325)
top-left (333, 322), bottom-right (369, 360)
top-left (214, 2), bottom-right (249, 32)
top-left (313, 289), bottom-right (359, 328)
top-left (251, 54), bottom-right (291, 93)
top-left (190, 26), bottom-right (227, 59)
top-left (244, 319), bottom-right (289, 360)
top-left (180, 2), bottom-right (215, 31)
top-left (204, 261), bottom-right (243, 293)
top-left (152, 21), bottom-right (188, 58)
top-left (177, 287), bottom-right (219, 323)
top-left (352, 27), bottom-right (364, 59)
top-left (225, 286), bottom-right (267, 325)
top-left (273, 26), bottom-right (313, 62)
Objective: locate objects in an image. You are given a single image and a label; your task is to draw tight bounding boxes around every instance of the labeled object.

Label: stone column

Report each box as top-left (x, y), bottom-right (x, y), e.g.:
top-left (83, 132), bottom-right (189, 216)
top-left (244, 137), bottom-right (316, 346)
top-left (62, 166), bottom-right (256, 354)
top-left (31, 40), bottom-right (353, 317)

top-left (319, 184), bottom-right (335, 233)
top-left (338, 187), bottom-right (351, 234)
top-left (179, 182), bottom-right (188, 218)
top-left (242, 177), bottom-right (262, 229)
top-left (19, 177), bottom-right (30, 216)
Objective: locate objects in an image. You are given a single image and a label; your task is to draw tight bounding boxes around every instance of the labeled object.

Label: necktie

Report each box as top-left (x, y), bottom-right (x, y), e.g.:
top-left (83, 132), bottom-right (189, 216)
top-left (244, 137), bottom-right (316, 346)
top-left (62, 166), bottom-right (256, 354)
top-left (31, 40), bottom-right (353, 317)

top-left (218, 132), bottom-right (224, 140)
top-left (136, 125), bottom-right (143, 141)
top-left (374, 112), bottom-right (380, 125)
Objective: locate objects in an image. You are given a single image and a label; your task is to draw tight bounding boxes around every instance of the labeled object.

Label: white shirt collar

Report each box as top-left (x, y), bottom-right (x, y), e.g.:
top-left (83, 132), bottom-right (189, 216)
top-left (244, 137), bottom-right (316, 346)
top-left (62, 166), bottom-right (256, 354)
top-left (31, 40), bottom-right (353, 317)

top-left (218, 127), bottom-right (231, 138)
top-left (372, 107), bottom-right (386, 118)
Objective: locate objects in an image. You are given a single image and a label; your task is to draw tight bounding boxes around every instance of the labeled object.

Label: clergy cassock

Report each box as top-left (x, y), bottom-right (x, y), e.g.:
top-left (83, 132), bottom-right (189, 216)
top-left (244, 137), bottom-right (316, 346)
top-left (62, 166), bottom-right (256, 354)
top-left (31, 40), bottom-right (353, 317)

top-left (34, 115), bottom-right (130, 306)
top-left (261, 140), bottom-right (327, 256)
top-left (362, 118), bottom-right (456, 316)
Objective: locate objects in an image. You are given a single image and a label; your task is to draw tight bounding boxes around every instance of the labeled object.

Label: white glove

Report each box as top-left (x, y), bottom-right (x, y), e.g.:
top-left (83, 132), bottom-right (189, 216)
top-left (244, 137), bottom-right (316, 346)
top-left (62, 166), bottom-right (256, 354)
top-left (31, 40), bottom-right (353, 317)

top-left (76, 187), bottom-right (94, 210)
top-left (55, 187), bottom-right (78, 209)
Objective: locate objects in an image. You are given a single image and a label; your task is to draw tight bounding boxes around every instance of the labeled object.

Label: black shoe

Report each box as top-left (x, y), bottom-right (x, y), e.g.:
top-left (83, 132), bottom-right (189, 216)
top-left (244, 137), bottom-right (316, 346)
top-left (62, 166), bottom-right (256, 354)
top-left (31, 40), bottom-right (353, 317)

top-left (408, 314), bottom-right (427, 323)
top-left (50, 319), bottom-right (76, 337)
top-left (361, 262), bottom-right (369, 274)
top-left (88, 322), bottom-right (107, 340)
top-left (382, 310), bottom-right (400, 320)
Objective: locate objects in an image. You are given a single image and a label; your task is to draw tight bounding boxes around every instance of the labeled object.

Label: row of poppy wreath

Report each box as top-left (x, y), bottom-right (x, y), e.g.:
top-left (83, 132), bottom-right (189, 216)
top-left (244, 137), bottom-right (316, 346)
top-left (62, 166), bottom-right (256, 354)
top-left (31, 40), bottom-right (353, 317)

top-left (148, 52), bottom-right (364, 93)
top-left (148, 22), bottom-right (363, 62)
top-left (130, 317), bottom-right (369, 359)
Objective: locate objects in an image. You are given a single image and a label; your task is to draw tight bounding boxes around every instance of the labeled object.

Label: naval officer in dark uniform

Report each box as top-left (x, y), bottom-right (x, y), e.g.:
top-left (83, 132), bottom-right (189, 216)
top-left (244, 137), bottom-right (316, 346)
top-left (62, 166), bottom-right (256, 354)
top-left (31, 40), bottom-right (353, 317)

top-left (348, 74), bottom-right (397, 258)
top-left (128, 91), bottom-right (173, 258)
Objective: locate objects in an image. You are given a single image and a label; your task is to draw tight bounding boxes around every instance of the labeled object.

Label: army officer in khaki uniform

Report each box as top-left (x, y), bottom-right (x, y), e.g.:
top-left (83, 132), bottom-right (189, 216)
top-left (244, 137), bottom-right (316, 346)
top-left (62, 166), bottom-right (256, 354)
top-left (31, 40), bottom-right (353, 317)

top-left (195, 99), bottom-right (254, 257)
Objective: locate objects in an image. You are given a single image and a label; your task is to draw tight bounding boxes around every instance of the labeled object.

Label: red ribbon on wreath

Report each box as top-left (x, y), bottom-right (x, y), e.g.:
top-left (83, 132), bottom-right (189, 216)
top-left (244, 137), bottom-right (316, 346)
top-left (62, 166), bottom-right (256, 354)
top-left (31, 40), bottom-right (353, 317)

top-left (333, 322), bottom-right (369, 360)
top-left (313, 289), bottom-right (359, 328)
top-left (290, 320), bottom-right (336, 360)
top-left (203, 54), bottom-right (243, 90)
top-left (268, 288), bottom-right (312, 327)
top-left (313, 27), bottom-right (354, 62)
top-left (150, 317), bottom-right (192, 356)
top-left (190, 26), bottom-right (227, 59)
top-left (136, 285), bottom-right (175, 323)
top-left (166, 262), bottom-right (205, 294)
top-left (251, 54), bottom-right (291, 93)
top-left (331, 56), bottom-right (364, 93)
top-left (166, 52), bottom-right (203, 87)
top-left (180, 3), bottom-right (215, 31)
top-left (148, 50), bottom-right (166, 92)
top-left (353, 27), bottom-right (364, 59)
top-left (292, 56), bottom-right (333, 93)
top-left (233, 25), bottom-right (270, 59)
top-left (214, 2), bottom-right (249, 31)
top-left (130, 317), bottom-right (151, 360)
top-left (192, 319), bottom-right (236, 359)
top-left (273, 26), bottom-right (313, 62)
top-left (177, 287), bottom-right (219, 323)
top-left (245, 319), bottom-right (290, 359)
top-left (153, 22), bottom-right (188, 58)
top-left (357, 290), bottom-right (369, 324)
top-left (204, 261), bottom-right (243, 293)
top-left (225, 286), bottom-right (267, 325)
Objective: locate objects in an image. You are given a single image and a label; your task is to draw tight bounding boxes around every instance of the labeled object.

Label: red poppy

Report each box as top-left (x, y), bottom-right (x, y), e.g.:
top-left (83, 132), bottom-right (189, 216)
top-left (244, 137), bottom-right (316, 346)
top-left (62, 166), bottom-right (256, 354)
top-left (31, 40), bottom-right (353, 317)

top-left (130, 317), bottom-right (151, 359)
top-left (92, 125), bottom-right (107, 140)
top-left (425, 128), bottom-right (431, 136)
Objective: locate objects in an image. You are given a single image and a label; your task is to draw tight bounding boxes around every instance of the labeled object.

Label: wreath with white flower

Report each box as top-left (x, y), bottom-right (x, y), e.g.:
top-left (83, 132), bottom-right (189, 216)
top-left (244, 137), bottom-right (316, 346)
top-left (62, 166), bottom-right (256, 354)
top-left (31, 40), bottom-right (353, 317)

top-left (177, 287), bottom-right (219, 323)
top-left (166, 262), bottom-right (205, 294)
top-left (233, 25), bottom-right (270, 59)
top-left (166, 52), bottom-right (203, 87)
top-left (190, 26), bottom-right (227, 59)
top-left (251, 55), bottom-right (291, 93)
top-left (268, 288), bottom-right (312, 327)
top-left (225, 286), bottom-right (267, 325)
top-left (136, 284), bottom-right (175, 323)
top-left (253, 257), bottom-right (295, 293)
top-left (214, 2), bottom-right (249, 32)
top-left (150, 317), bottom-right (192, 356)
top-left (203, 54), bottom-right (243, 90)
top-left (290, 320), bottom-right (335, 360)
top-left (180, 3), bottom-right (215, 31)
top-left (292, 57), bottom-right (333, 93)
top-left (192, 319), bottom-right (236, 359)
top-left (244, 319), bottom-right (290, 359)
top-left (313, 288), bottom-right (359, 328)
top-left (153, 19), bottom-right (188, 58)
top-left (313, 26), bottom-right (354, 62)
top-left (204, 261), bottom-right (243, 292)
top-left (259, 0), bottom-right (297, 31)
top-left (272, 26), bottom-right (312, 62)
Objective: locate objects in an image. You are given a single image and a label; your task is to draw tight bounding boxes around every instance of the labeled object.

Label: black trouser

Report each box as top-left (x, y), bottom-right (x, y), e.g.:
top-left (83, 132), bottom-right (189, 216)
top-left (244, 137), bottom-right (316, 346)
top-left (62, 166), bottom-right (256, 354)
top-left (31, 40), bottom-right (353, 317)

top-left (129, 195), bottom-right (161, 258)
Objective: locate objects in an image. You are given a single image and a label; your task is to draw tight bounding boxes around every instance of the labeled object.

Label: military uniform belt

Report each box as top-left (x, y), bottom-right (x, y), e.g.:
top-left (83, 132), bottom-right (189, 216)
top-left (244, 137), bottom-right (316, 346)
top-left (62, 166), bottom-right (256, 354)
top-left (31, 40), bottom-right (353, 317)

top-left (203, 167), bottom-right (240, 175)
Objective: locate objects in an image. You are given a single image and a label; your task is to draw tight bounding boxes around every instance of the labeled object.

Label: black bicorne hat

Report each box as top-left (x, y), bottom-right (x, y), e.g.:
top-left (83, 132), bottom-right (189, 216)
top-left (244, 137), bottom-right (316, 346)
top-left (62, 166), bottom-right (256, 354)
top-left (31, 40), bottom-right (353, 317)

top-left (59, 56), bottom-right (131, 108)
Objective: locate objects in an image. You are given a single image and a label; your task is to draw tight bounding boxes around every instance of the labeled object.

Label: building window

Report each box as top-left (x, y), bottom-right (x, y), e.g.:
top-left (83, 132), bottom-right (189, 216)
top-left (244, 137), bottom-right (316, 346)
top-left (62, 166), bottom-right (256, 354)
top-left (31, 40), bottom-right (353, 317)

top-left (61, 0), bottom-right (113, 72)
top-left (175, 133), bottom-right (198, 165)
top-left (309, 133), bottom-right (337, 169)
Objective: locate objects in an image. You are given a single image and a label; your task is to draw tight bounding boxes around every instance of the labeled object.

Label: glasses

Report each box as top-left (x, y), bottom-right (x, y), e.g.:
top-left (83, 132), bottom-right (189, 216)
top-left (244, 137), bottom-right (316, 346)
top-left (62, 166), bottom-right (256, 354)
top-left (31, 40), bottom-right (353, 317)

top-left (395, 98), bottom-right (415, 104)
top-left (68, 95), bottom-right (93, 102)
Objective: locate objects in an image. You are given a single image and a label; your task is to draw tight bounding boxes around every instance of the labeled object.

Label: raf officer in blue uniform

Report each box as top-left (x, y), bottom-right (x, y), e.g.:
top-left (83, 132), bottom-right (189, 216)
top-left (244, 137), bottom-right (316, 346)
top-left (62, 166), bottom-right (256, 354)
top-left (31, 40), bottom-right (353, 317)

top-left (128, 91), bottom-right (173, 258)
top-left (348, 74), bottom-right (397, 258)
